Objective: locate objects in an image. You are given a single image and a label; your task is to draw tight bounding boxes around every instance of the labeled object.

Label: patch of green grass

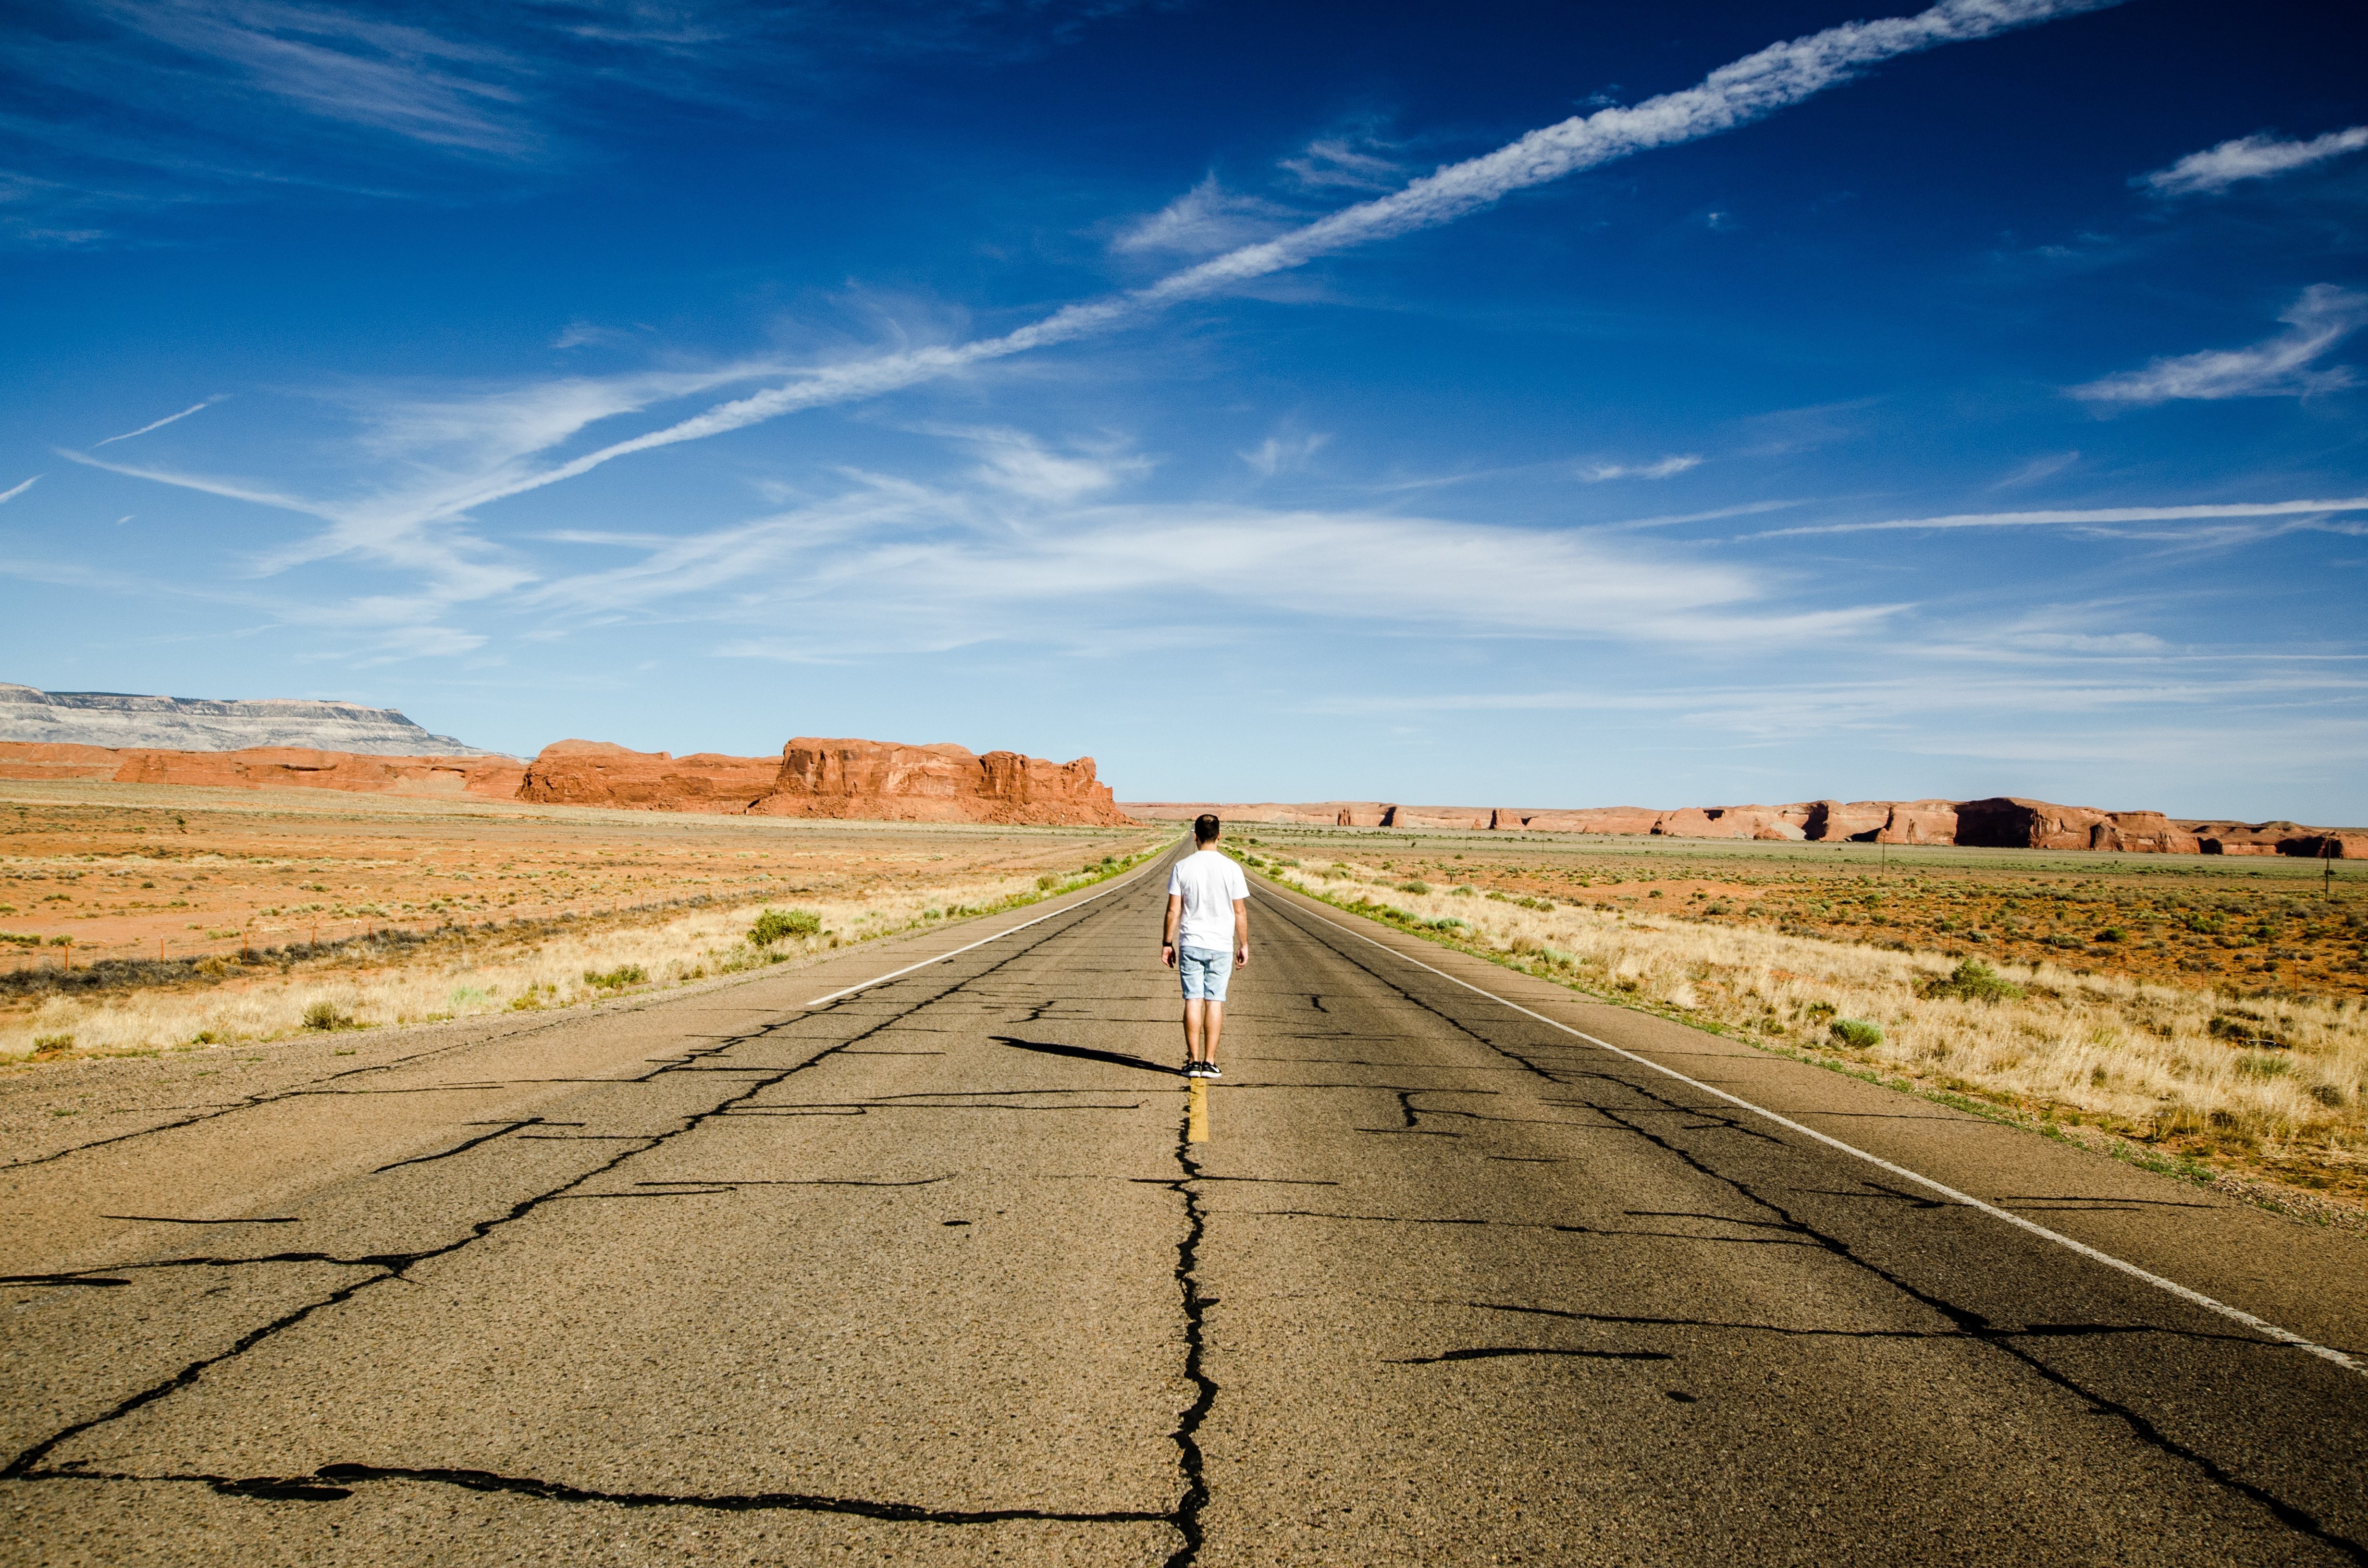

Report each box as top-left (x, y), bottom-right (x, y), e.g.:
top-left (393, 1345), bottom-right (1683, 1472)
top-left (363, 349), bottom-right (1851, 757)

top-left (747, 907), bottom-right (822, 947)
top-left (1918, 958), bottom-right (2025, 1004)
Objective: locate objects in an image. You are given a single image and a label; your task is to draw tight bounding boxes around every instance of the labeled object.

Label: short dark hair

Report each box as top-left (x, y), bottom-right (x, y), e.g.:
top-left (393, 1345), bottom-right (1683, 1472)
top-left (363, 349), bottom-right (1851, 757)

top-left (1194, 813), bottom-right (1221, 845)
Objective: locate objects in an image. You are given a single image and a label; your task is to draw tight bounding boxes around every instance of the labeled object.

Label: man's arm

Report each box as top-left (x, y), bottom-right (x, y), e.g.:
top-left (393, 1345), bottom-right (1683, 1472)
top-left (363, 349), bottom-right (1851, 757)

top-left (1232, 897), bottom-right (1249, 968)
top-left (1162, 893), bottom-right (1183, 967)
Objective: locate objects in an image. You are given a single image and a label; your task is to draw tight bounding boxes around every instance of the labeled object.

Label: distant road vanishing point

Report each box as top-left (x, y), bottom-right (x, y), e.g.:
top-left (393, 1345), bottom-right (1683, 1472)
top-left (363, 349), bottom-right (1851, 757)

top-left (4, 847), bottom-right (2364, 1564)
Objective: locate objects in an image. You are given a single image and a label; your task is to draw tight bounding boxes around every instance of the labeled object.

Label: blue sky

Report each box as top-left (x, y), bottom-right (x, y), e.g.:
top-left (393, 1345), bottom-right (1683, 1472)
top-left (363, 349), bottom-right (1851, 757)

top-left (3, 0), bottom-right (2365, 820)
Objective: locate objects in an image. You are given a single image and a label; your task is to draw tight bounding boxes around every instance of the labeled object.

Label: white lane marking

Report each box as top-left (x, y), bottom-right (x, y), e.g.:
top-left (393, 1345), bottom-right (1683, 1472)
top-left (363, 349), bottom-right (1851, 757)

top-left (803, 856), bottom-right (1170, 1009)
top-left (1274, 893), bottom-right (2365, 1377)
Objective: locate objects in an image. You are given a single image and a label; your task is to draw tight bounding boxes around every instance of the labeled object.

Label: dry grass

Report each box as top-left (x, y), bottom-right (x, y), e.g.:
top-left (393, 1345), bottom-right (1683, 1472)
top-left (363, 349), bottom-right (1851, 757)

top-left (1255, 851), bottom-right (2368, 1214)
top-left (0, 779), bottom-right (1167, 1067)
top-left (2, 858), bottom-right (1153, 1064)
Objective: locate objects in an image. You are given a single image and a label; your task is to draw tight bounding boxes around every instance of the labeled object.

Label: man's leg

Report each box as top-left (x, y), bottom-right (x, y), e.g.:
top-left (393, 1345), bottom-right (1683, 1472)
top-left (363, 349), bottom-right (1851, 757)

top-left (1182, 999), bottom-right (1206, 1066)
top-left (1202, 1001), bottom-right (1224, 1068)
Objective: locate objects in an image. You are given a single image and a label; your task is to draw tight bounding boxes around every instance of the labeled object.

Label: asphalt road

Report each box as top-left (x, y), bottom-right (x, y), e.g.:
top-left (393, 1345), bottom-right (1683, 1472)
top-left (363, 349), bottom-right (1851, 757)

top-left (4, 851), bottom-right (2365, 1566)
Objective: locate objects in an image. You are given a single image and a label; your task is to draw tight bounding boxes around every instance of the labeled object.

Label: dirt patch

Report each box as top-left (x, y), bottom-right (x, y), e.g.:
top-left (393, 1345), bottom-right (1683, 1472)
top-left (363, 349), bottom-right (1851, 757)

top-left (0, 780), bottom-right (1167, 1061)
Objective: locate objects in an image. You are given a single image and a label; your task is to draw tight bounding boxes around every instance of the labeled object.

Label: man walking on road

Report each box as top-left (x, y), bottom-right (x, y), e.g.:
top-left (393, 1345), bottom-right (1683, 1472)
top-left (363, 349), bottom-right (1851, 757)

top-left (1163, 814), bottom-right (1249, 1078)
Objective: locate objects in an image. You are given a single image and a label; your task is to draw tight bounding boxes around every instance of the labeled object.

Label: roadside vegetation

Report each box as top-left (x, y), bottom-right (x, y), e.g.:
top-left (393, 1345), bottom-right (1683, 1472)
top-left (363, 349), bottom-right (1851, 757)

top-left (1234, 835), bottom-right (2367, 1220)
top-left (0, 783), bottom-right (1163, 1066)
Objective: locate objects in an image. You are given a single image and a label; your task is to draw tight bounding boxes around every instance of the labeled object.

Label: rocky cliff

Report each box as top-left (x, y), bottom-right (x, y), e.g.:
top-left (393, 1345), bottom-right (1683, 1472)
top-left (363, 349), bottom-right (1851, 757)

top-left (1, 730), bottom-right (1132, 827)
top-left (1124, 795), bottom-right (2362, 857)
top-left (0, 742), bottom-right (525, 798)
top-left (519, 736), bottom-right (1134, 825)
top-left (0, 682), bottom-right (504, 756)
top-left (755, 736), bottom-right (1130, 825)
top-left (515, 741), bottom-right (783, 813)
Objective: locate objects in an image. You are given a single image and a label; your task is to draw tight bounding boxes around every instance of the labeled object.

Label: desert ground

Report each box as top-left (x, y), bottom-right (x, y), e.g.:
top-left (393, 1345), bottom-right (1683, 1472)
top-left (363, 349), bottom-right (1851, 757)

top-left (0, 780), bottom-right (1167, 1063)
top-left (1225, 825), bottom-right (2368, 1220)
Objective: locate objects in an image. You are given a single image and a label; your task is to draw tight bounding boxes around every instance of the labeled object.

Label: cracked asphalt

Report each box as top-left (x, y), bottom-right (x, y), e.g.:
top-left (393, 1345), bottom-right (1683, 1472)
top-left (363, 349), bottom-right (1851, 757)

top-left (5, 852), bottom-right (2366, 1565)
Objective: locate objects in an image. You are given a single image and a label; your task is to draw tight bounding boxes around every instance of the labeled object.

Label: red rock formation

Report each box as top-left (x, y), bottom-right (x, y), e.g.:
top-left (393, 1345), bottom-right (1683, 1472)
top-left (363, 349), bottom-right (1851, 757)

top-left (1129, 802), bottom-right (1390, 827)
top-left (2183, 821), bottom-right (2366, 858)
top-left (1378, 806), bottom-right (1493, 831)
top-left (0, 742), bottom-right (122, 781)
top-left (1801, 800), bottom-right (1893, 841)
top-left (751, 737), bottom-right (1129, 825)
top-left (0, 741), bottom-right (524, 797)
top-left (1955, 798), bottom-right (2199, 853)
top-left (516, 741), bottom-right (779, 812)
top-left (1492, 807), bottom-right (1664, 835)
top-left (1652, 806), bottom-right (1806, 841)
top-left (1121, 792), bottom-right (2356, 856)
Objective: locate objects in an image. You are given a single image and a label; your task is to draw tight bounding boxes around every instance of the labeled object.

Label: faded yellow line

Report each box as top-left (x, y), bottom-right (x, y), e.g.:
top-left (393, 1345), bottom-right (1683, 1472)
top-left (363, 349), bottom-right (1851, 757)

top-left (1187, 1078), bottom-right (1209, 1143)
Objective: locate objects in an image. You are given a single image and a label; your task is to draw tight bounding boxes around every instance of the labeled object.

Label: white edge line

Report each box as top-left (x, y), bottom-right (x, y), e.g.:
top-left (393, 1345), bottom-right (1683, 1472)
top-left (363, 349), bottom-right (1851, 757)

top-left (802, 853), bottom-right (1172, 1009)
top-left (1268, 888), bottom-right (2364, 1377)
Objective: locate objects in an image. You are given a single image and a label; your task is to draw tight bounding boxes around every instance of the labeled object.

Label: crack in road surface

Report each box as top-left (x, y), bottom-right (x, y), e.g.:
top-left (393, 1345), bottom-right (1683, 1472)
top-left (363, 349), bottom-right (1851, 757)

top-left (3, 860), bottom-right (2362, 1564)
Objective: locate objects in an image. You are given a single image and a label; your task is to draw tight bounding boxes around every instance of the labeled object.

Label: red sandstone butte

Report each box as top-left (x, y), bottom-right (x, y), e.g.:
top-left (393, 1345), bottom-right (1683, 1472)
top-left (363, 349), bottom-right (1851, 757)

top-left (0, 741), bottom-right (525, 798)
top-left (516, 740), bottom-right (780, 812)
top-left (752, 736), bottom-right (1131, 826)
top-left (1125, 792), bottom-right (2359, 857)
top-left (2180, 820), bottom-right (2368, 858)
top-left (517, 736), bottom-right (1128, 825)
top-left (1954, 798), bottom-right (2202, 854)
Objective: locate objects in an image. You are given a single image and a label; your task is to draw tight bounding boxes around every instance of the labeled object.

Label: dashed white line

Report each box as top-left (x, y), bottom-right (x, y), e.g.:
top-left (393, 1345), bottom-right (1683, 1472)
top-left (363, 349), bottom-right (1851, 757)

top-left (1274, 890), bottom-right (2365, 1378)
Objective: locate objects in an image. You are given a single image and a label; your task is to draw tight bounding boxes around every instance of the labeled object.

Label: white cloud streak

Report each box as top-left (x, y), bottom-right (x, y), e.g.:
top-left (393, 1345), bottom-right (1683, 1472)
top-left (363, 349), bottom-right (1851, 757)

top-left (2140, 125), bottom-right (2368, 197)
top-left (1240, 433), bottom-right (1329, 477)
top-left (93, 400), bottom-right (217, 446)
top-left (1583, 454), bottom-right (1701, 481)
top-left (1747, 495), bottom-right (2368, 539)
top-left (0, 475), bottom-right (39, 504)
top-left (521, 469), bottom-right (1895, 650)
top-left (1114, 175), bottom-right (1295, 255)
top-left (2071, 285), bottom-right (2368, 404)
top-left (368, 0), bottom-right (2119, 525)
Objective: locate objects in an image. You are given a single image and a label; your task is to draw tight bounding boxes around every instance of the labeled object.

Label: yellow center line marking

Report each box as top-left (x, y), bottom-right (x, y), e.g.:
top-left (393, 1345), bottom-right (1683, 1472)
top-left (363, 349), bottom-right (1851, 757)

top-left (1187, 1078), bottom-right (1209, 1142)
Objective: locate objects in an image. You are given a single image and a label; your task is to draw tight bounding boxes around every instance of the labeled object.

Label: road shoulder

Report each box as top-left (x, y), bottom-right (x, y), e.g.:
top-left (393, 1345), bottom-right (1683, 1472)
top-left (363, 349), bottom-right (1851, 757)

top-left (1251, 874), bottom-right (2368, 1360)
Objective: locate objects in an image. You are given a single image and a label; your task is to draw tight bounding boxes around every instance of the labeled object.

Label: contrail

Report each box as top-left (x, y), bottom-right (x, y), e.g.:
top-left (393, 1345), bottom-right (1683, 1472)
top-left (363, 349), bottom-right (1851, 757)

top-left (431, 0), bottom-right (2123, 520)
top-left (1750, 496), bottom-right (2368, 538)
top-left (0, 475), bottom-right (38, 505)
top-left (93, 400), bottom-right (216, 447)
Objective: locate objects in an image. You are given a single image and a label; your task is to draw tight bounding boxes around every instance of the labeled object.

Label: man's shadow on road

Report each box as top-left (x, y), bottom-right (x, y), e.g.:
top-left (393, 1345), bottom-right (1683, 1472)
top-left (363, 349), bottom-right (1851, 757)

top-left (993, 1036), bottom-right (1177, 1075)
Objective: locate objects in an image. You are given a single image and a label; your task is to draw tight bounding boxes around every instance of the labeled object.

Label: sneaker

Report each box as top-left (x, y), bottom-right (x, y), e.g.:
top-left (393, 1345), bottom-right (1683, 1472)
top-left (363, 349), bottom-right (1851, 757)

top-left (1183, 1060), bottom-right (1205, 1077)
top-left (1199, 1063), bottom-right (1222, 1079)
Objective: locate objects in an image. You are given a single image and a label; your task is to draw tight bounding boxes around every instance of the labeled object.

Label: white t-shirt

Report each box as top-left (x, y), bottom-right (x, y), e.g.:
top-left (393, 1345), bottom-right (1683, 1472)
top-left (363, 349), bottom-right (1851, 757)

top-left (1168, 850), bottom-right (1249, 953)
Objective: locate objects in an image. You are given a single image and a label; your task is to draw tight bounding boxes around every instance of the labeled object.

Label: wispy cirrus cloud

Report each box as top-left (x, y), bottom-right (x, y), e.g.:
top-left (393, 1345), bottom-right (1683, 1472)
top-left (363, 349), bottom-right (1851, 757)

top-left (93, 400), bottom-right (218, 446)
top-left (1992, 451), bottom-right (2078, 488)
top-left (1114, 175), bottom-right (1295, 255)
top-left (70, 0), bottom-right (2121, 662)
top-left (0, 475), bottom-right (40, 505)
top-left (521, 453), bottom-right (1892, 652)
top-left (1746, 494), bottom-right (2368, 540)
top-left (1240, 433), bottom-right (1329, 477)
top-left (1277, 131), bottom-right (1404, 193)
top-left (2070, 285), bottom-right (2367, 404)
top-left (2, 0), bottom-right (1161, 244)
top-left (1582, 454), bottom-right (1701, 482)
top-left (265, 0), bottom-right (2115, 535)
top-left (2139, 125), bottom-right (2368, 197)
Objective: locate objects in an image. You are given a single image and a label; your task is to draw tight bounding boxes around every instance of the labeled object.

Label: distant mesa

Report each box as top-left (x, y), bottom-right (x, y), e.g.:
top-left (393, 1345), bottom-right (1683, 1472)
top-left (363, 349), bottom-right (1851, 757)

top-left (519, 736), bottom-right (1132, 826)
top-left (0, 682), bottom-right (506, 757)
top-left (0, 690), bottom-right (1130, 827)
top-left (1122, 796), bottom-right (2366, 858)
top-left (0, 742), bottom-right (525, 800)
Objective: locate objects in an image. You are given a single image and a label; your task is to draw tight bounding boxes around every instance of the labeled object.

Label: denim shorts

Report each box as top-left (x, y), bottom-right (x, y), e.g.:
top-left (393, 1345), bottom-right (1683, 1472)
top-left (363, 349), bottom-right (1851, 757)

top-left (1177, 944), bottom-right (1234, 1002)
